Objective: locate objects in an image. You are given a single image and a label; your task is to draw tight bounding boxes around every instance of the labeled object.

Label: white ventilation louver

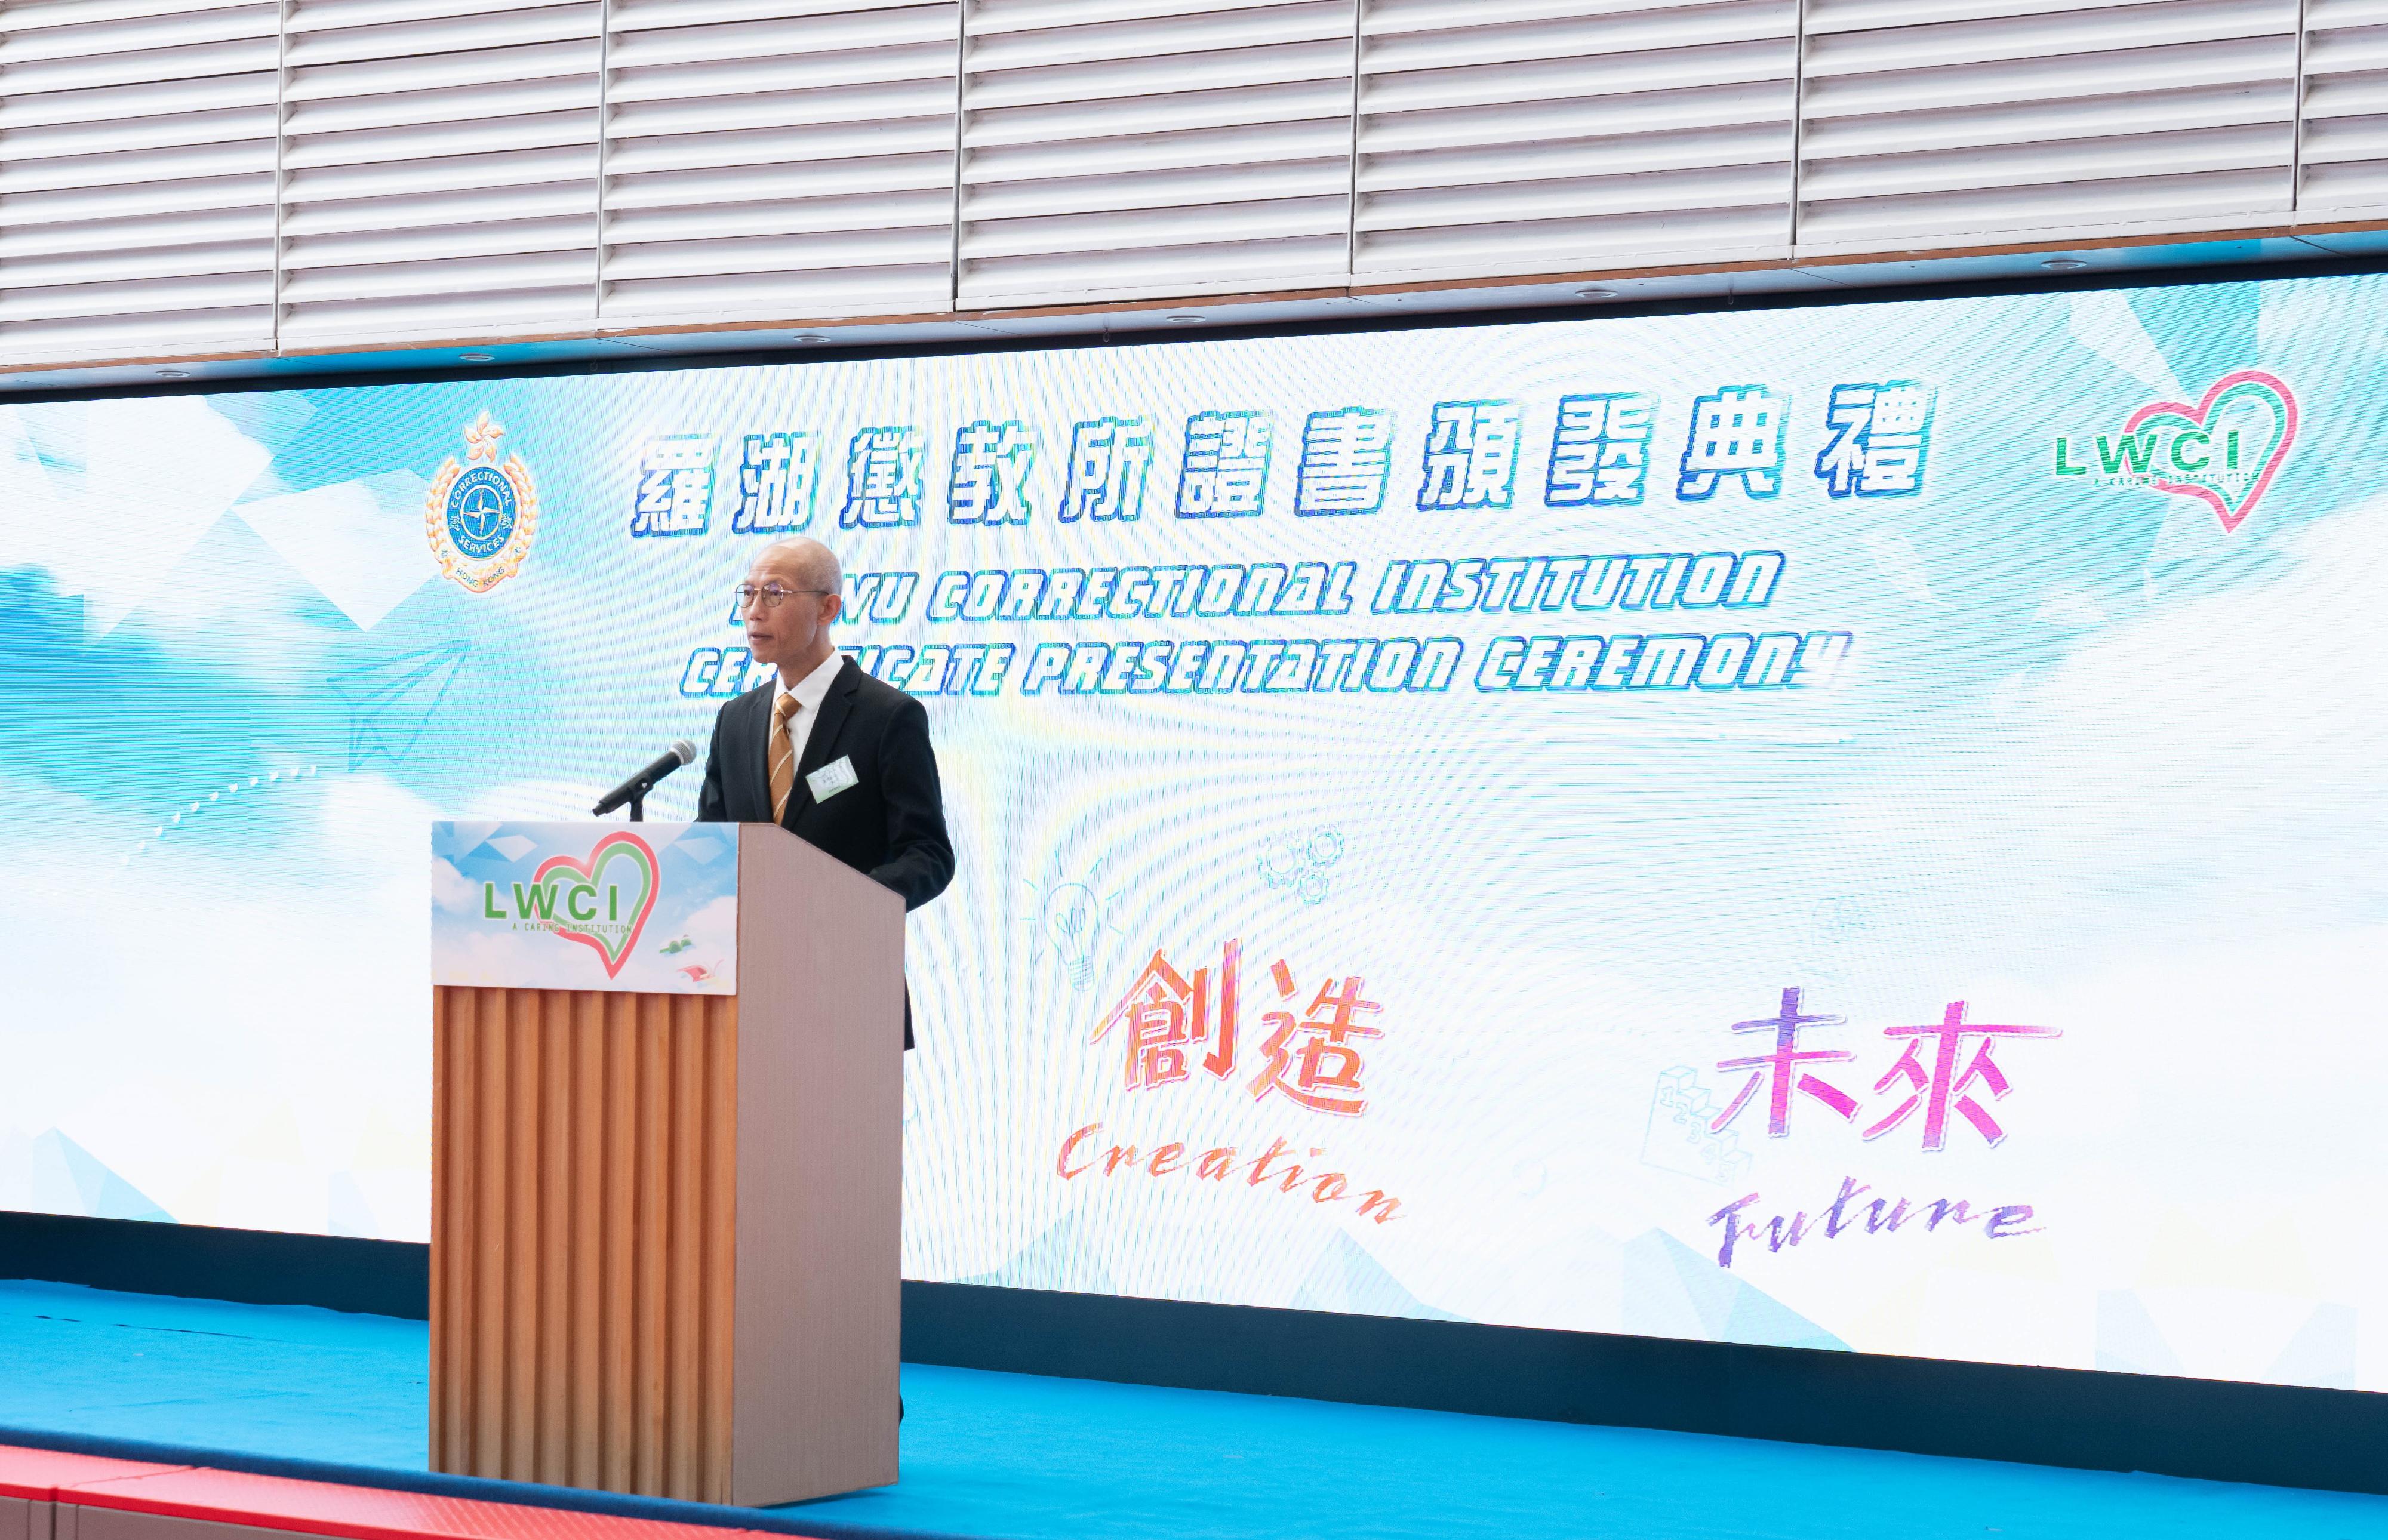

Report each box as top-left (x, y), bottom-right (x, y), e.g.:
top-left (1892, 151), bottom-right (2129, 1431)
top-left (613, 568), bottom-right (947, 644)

top-left (1354, 0), bottom-right (1798, 284)
top-left (601, 0), bottom-right (961, 328)
top-left (2300, 0), bottom-right (2388, 220)
top-left (2, 0), bottom-right (2385, 373)
top-left (1799, 0), bottom-right (2298, 255)
top-left (0, 0), bottom-right (279, 366)
top-left (277, 0), bottom-right (601, 347)
top-left (958, 0), bottom-right (1356, 307)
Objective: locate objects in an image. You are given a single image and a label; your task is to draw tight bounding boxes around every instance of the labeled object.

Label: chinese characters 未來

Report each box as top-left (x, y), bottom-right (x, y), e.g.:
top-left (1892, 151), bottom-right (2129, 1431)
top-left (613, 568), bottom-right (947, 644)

top-left (1708, 986), bottom-right (2057, 1151)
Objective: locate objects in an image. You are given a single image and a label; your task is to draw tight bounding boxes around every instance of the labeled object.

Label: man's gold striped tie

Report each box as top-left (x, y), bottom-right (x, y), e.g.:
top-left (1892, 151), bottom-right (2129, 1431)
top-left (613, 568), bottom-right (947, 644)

top-left (768, 693), bottom-right (801, 823)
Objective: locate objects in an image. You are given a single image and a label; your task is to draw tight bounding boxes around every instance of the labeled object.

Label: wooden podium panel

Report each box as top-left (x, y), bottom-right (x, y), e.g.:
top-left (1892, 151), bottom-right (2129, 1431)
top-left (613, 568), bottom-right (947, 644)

top-left (428, 822), bottom-right (903, 1507)
top-left (431, 987), bottom-right (737, 1499)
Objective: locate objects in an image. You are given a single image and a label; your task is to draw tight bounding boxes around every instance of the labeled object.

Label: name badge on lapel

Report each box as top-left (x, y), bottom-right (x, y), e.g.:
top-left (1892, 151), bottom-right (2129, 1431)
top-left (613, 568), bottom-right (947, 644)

top-left (806, 755), bottom-right (859, 803)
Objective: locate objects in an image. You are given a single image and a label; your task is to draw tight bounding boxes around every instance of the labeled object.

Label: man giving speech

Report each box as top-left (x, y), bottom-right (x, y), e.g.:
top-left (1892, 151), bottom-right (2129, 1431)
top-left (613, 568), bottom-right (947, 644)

top-left (695, 536), bottom-right (954, 1049)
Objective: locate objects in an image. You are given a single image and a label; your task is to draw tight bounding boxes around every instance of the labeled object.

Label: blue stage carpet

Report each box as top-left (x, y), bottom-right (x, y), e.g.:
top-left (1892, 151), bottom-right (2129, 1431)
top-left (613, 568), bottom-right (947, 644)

top-left (3, 1280), bottom-right (2385, 1540)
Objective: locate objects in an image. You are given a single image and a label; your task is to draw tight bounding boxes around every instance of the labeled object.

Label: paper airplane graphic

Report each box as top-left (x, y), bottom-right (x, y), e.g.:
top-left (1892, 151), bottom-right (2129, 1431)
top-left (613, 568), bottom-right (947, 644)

top-left (327, 641), bottom-right (470, 769)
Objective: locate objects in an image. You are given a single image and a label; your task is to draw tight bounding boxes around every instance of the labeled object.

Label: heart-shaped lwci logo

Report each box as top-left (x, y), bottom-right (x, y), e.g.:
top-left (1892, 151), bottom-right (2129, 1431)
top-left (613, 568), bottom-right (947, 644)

top-left (2124, 368), bottom-right (2297, 534)
top-left (532, 833), bottom-right (660, 978)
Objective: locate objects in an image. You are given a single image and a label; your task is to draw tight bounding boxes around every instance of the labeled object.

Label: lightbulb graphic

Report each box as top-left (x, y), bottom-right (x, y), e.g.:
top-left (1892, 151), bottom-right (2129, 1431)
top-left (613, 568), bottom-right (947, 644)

top-left (1041, 881), bottom-right (1102, 989)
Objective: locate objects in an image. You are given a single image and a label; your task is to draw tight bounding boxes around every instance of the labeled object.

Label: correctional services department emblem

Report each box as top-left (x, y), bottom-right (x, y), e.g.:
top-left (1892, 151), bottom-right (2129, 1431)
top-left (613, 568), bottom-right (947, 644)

top-left (425, 411), bottom-right (540, 592)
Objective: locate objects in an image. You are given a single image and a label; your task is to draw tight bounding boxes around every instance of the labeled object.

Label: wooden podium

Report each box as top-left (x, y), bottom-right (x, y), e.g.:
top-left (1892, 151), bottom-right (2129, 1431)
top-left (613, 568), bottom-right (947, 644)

top-left (426, 820), bottom-right (904, 1505)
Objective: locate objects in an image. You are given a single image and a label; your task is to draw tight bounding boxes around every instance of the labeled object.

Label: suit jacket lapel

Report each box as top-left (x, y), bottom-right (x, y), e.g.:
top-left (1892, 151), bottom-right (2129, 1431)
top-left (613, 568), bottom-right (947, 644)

top-left (780, 657), bottom-right (860, 830)
top-left (736, 685), bottom-right (774, 820)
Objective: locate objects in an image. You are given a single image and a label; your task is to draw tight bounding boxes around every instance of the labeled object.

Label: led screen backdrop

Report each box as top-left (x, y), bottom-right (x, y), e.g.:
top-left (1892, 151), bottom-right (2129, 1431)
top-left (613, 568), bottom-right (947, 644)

top-left (2, 275), bottom-right (2383, 1393)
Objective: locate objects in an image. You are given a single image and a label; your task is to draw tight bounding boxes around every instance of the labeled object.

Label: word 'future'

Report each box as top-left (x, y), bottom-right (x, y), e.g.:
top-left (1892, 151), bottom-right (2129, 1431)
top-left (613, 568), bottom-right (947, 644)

top-left (1707, 1177), bottom-right (2039, 1268)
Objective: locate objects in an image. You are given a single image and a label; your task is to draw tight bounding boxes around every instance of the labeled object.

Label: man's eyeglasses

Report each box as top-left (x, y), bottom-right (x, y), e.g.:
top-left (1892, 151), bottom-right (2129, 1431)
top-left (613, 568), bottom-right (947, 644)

top-left (735, 583), bottom-right (833, 611)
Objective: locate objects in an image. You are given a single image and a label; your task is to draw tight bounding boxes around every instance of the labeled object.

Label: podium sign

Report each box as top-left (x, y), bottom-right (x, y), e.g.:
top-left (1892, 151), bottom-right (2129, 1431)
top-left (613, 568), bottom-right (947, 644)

top-left (427, 820), bottom-right (903, 1507)
top-left (432, 821), bottom-right (737, 994)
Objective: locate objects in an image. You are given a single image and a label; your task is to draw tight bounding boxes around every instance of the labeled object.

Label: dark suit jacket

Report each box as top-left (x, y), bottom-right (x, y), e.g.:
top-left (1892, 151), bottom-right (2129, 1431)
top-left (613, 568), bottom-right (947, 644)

top-left (695, 656), bottom-right (954, 1048)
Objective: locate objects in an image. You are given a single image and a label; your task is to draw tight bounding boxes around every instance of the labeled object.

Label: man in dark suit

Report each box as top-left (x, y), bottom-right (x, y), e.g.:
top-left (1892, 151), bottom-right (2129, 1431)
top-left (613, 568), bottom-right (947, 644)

top-left (696, 536), bottom-right (953, 1049)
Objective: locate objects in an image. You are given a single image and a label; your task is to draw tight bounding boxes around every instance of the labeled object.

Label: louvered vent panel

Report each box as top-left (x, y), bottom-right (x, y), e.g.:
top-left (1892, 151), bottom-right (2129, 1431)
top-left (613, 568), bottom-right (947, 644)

top-left (1801, 0), bottom-right (2297, 252)
top-left (1353, 0), bottom-right (1796, 283)
top-left (958, 0), bottom-right (1355, 307)
top-left (602, 0), bottom-right (958, 325)
top-left (278, 0), bottom-right (599, 344)
top-left (2301, 0), bottom-right (2388, 217)
top-left (0, 0), bottom-right (277, 365)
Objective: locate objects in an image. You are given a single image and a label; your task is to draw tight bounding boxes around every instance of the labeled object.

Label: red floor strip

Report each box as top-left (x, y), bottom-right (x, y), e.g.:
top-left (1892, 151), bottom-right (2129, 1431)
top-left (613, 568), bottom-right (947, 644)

top-left (0, 1447), bottom-right (823, 1540)
top-left (0, 1447), bottom-right (186, 1499)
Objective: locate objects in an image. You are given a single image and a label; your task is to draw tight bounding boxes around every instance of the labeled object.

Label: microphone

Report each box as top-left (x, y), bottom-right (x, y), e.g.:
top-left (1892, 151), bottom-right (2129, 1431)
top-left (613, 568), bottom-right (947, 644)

top-left (593, 740), bottom-right (697, 819)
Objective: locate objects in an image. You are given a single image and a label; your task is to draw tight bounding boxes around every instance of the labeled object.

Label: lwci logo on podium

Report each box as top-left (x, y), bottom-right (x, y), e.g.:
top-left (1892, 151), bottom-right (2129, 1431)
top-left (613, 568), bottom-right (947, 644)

top-left (476, 831), bottom-right (661, 978)
top-left (432, 822), bottom-right (739, 995)
top-left (2052, 369), bottom-right (2297, 533)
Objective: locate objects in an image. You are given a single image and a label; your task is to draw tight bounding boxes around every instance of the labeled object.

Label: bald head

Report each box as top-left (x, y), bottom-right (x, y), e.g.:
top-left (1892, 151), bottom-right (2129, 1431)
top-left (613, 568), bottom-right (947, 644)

top-left (757, 536), bottom-right (840, 595)
top-left (741, 537), bottom-right (845, 685)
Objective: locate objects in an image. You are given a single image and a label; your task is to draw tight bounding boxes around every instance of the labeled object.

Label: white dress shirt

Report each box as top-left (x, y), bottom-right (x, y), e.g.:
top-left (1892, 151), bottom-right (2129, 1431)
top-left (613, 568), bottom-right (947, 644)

top-left (774, 650), bottom-right (844, 773)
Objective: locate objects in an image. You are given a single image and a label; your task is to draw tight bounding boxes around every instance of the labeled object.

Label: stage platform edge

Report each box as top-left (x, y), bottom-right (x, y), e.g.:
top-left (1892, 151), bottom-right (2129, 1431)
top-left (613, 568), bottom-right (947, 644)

top-left (8, 1210), bottom-right (2388, 1499)
top-left (0, 1434), bottom-right (977, 1540)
